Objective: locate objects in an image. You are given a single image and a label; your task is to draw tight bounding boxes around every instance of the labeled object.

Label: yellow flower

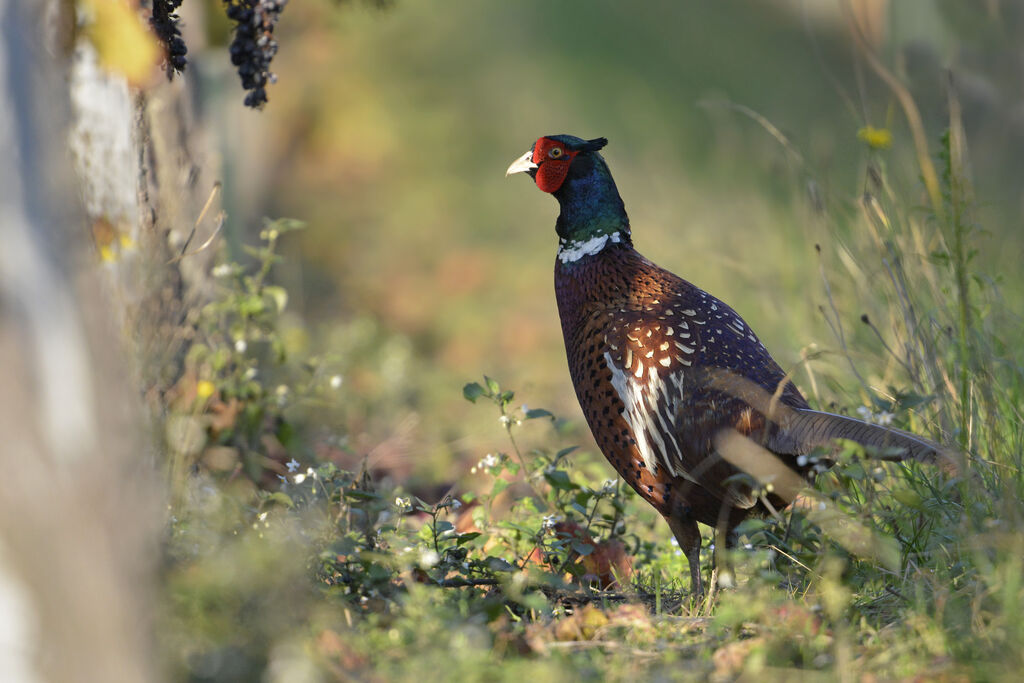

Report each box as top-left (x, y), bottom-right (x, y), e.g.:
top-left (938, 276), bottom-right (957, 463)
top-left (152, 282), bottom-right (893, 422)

top-left (196, 380), bottom-right (216, 400)
top-left (857, 126), bottom-right (892, 150)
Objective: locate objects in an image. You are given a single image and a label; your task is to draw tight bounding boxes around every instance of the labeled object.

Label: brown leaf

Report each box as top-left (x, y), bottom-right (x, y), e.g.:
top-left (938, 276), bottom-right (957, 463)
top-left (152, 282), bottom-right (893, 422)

top-left (713, 637), bottom-right (766, 677)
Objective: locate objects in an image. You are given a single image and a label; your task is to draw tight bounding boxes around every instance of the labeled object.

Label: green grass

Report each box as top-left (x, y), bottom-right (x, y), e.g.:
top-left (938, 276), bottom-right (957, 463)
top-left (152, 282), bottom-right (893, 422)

top-left (159, 2), bottom-right (1024, 680)
top-left (160, 117), bottom-right (1024, 678)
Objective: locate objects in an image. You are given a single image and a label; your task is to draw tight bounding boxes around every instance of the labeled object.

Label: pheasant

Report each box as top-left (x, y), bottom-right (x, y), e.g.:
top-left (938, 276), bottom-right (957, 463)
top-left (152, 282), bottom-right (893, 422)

top-left (506, 134), bottom-right (953, 595)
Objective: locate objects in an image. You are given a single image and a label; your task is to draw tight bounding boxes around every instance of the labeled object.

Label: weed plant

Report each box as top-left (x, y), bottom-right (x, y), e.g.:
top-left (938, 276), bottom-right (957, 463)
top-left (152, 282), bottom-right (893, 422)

top-left (160, 100), bottom-right (1024, 680)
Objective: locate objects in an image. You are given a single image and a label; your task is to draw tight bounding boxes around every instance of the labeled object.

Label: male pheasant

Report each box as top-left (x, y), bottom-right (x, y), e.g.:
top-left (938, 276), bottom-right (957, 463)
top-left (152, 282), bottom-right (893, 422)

top-left (507, 134), bottom-right (951, 595)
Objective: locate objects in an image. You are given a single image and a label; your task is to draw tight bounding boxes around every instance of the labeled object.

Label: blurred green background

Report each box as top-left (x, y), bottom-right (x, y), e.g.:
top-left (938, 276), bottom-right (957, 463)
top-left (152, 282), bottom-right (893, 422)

top-left (201, 0), bottom-right (1024, 488)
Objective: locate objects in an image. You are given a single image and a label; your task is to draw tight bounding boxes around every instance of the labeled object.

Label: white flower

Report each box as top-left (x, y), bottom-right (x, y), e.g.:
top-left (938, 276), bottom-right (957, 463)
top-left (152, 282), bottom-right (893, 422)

top-left (479, 453), bottom-right (499, 469)
top-left (286, 458), bottom-right (300, 473)
top-left (234, 339), bottom-right (247, 353)
top-left (669, 537), bottom-right (679, 547)
top-left (305, 467), bottom-right (317, 480)
top-left (450, 499), bottom-right (462, 510)
top-left (394, 497), bottom-right (411, 510)
top-left (293, 473), bottom-right (307, 484)
top-left (856, 405), bottom-right (872, 420)
top-left (542, 514), bottom-right (559, 530)
top-left (420, 549), bottom-right (440, 568)
top-left (275, 384), bottom-right (289, 406)
top-left (876, 411), bottom-right (895, 426)
top-left (212, 263), bottom-right (233, 278)
top-left (243, 367), bottom-right (258, 381)
top-left (797, 455), bottom-right (808, 467)
top-left (601, 479), bottom-right (617, 494)
top-left (499, 415), bottom-right (512, 427)
top-left (330, 375), bottom-right (343, 389)
top-left (520, 404), bottom-right (529, 414)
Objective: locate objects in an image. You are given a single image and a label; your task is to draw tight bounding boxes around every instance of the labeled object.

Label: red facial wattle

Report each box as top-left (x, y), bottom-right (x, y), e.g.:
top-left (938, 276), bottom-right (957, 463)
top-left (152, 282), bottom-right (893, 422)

top-left (532, 138), bottom-right (578, 193)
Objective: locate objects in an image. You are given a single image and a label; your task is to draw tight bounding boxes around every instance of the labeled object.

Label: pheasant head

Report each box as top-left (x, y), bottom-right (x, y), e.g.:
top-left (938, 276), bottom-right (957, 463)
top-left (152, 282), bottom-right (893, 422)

top-left (507, 135), bottom-right (630, 252)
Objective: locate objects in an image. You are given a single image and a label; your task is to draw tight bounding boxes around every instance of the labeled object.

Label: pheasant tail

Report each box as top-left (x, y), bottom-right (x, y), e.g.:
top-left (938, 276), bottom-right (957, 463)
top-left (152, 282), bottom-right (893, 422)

top-left (776, 408), bottom-right (962, 474)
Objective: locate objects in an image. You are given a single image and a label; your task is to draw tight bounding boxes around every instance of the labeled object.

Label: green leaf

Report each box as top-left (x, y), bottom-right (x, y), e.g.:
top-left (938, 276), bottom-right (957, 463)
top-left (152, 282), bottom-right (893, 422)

top-left (895, 392), bottom-right (935, 410)
top-left (843, 462), bottom-right (866, 480)
top-left (573, 491), bottom-right (594, 506)
top-left (264, 285), bottom-right (289, 313)
top-left (266, 492), bottom-right (295, 508)
top-left (265, 217), bottom-right (306, 234)
top-left (275, 419), bottom-right (296, 449)
top-left (212, 347), bottom-right (230, 371)
top-left (484, 375), bottom-right (500, 395)
top-left (456, 532), bottom-right (481, 546)
top-left (463, 382), bottom-right (486, 402)
top-left (893, 488), bottom-right (923, 508)
top-left (571, 541), bottom-right (594, 556)
top-left (543, 469), bottom-right (577, 491)
top-left (554, 446), bottom-right (578, 459)
top-left (238, 294), bottom-right (265, 316)
top-left (344, 489), bottom-right (381, 501)
top-left (525, 408), bottom-right (554, 420)
top-left (485, 556), bottom-right (515, 572)
top-left (327, 536), bottom-right (359, 556)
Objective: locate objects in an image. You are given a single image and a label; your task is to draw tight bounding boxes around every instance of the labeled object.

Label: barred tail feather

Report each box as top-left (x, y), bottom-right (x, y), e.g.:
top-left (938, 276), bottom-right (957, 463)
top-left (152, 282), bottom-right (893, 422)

top-left (781, 408), bottom-right (961, 473)
top-left (701, 367), bottom-right (962, 474)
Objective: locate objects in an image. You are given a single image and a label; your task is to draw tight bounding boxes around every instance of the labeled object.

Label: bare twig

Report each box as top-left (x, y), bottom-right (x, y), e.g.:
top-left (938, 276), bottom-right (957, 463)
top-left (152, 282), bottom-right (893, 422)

top-left (697, 99), bottom-right (805, 166)
top-left (168, 182), bottom-right (223, 263)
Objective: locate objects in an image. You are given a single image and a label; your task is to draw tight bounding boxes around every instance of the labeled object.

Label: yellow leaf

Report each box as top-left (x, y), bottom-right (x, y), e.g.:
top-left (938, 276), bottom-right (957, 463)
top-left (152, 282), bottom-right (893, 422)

top-left (81, 0), bottom-right (160, 86)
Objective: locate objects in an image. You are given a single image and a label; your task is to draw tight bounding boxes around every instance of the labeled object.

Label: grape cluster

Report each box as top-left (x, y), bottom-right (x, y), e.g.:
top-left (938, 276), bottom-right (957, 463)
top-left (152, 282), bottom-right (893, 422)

top-left (225, 0), bottom-right (288, 108)
top-left (151, 0), bottom-right (187, 76)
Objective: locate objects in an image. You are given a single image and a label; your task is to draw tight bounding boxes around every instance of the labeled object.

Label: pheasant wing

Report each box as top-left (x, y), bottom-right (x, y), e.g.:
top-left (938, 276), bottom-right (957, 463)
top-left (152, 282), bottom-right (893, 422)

top-left (601, 305), bottom-right (801, 507)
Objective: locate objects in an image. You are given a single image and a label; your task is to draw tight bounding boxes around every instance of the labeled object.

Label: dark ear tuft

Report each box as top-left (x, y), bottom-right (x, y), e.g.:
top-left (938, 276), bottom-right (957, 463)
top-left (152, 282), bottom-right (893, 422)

top-left (580, 137), bottom-right (608, 152)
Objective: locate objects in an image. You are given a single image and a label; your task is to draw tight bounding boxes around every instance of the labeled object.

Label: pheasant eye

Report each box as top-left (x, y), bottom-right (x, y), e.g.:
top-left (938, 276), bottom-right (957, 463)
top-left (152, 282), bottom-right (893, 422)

top-left (548, 147), bottom-right (564, 159)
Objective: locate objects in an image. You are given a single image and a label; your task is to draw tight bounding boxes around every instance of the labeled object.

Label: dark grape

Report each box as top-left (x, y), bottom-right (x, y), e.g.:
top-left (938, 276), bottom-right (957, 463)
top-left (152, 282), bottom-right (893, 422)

top-left (223, 0), bottom-right (288, 109)
top-left (151, 0), bottom-right (187, 77)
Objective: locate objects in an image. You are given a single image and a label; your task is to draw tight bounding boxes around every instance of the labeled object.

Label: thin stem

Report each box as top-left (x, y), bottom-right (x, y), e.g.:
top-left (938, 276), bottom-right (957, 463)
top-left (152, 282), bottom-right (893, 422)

top-left (501, 406), bottom-right (548, 509)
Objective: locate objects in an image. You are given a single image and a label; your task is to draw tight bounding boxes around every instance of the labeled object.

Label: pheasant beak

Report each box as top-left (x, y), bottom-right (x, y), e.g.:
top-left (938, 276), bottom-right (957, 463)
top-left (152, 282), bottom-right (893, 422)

top-left (505, 150), bottom-right (538, 177)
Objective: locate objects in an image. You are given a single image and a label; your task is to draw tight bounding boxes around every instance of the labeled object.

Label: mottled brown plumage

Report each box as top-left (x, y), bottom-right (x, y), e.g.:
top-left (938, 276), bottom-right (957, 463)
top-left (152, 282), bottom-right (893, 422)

top-left (508, 134), bottom-right (952, 595)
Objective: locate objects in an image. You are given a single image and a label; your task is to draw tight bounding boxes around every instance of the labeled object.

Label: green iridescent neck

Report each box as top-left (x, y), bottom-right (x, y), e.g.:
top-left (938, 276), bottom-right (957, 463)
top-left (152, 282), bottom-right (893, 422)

top-left (553, 152), bottom-right (630, 246)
